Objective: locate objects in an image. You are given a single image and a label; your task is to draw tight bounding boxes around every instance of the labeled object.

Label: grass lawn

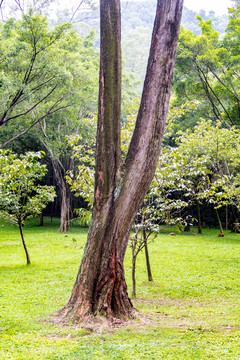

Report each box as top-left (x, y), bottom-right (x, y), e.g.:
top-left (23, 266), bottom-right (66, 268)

top-left (0, 218), bottom-right (240, 359)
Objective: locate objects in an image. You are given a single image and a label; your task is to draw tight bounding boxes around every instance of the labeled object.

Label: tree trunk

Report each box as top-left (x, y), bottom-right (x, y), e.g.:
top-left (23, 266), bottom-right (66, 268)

top-left (132, 252), bottom-right (137, 298)
top-left (216, 208), bottom-right (224, 236)
top-left (196, 201), bottom-right (202, 234)
top-left (50, 156), bottom-right (73, 232)
top-left (231, 205), bottom-right (239, 232)
top-left (18, 219), bottom-right (30, 265)
top-left (59, 181), bottom-right (71, 233)
top-left (40, 211), bottom-right (44, 226)
top-left (226, 205), bottom-right (228, 230)
top-left (56, 0), bottom-right (183, 322)
top-left (143, 227), bottom-right (153, 282)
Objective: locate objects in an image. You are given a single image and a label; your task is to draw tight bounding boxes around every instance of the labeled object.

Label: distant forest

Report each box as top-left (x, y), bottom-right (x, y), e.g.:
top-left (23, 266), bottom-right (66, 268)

top-left (60, 0), bottom-right (228, 90)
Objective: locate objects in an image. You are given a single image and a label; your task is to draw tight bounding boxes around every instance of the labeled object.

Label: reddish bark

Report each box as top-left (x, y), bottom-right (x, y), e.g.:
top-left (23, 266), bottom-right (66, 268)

top-left (56, 0), bottom-right (183, 322)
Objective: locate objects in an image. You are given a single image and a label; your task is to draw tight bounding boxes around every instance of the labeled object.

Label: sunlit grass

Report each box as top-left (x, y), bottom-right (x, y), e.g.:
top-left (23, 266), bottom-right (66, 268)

top-left (1, 218), bottom-right (240, 359)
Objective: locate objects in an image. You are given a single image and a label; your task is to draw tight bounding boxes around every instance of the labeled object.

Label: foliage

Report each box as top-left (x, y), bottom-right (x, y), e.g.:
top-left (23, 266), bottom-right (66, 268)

top-left (174, 120), bottom-right (240, 209)
top-left (0, 150), bottom-right (55, 223)
top-left (66, 100), bottom-right (199, 228)
top-left (0, 150), bottom-right (56, 263)
top-left (66, 116), bottom-right (96, 224)
top-left (0, 10), bottom-right (99, 148)
top-left (174, 10), bottom-right (240, 129)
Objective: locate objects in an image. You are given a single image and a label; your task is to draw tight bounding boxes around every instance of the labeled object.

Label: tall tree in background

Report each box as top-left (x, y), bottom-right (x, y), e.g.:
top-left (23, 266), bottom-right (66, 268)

top-left (174, 4), bottom-right (240, 129)
top-left (56, 0), bottom-right (183, 322)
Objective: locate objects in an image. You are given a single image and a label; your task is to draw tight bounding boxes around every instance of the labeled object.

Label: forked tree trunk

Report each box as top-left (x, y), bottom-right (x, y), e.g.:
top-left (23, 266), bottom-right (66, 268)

top-left (57, 0), bottom-right (183, 322)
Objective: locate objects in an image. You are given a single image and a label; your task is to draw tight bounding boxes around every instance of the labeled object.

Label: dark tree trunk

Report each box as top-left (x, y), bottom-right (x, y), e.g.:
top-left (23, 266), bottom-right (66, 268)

top-left (143, 227), bottom-right (153, 282)
top-left (56, 0), bottom-right (183, 322)
top-left (226, 205), bottom-right (228, 230)
top-left (196, 201), bottom-right (202, 234)
top-left (40, 211), bottom-right (44, 226)
top-left (37, 131), bottom-right (74, 233)
top-left (231, 205), bottom-right (239, 232)
top-left (18, 219), bottom-right (30, 265)
top-left (50, 156), bottom-right (73, 233)
top-left (131, 246), bottom-right (137, 298)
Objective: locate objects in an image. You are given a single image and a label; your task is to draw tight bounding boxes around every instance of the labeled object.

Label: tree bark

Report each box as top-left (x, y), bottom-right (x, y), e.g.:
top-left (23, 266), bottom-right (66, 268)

top-left (59, 180), bottom-right (72, 233)
top-left (56, 0), bottom-right (183, 322)
top-left (18, 219), bottom-right (31, 265)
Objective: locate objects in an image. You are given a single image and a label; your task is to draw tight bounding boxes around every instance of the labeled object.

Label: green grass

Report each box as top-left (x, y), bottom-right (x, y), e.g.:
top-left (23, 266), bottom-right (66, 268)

top-left (1, 218), bottom-right (240, 359)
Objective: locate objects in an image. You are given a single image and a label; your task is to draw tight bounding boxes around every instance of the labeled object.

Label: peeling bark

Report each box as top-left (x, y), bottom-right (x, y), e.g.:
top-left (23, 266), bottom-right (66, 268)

top-left (56, 0), bottom-right (183, 323)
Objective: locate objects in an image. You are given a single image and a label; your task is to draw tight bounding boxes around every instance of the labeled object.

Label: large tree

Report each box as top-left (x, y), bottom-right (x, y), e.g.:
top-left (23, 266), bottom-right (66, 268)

top-left (57, 0), bottom-right (183, 322)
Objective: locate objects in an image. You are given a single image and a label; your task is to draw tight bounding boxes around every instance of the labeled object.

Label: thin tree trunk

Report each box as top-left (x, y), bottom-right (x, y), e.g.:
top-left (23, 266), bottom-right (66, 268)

top-left (50, 156), bottom-right (73, 233)
top-left (231, 205), bottom-right (239, 232)
top-left (216, 208), bottom-right (224, 236)
top-left (40, 211), bottom-right (44, 226)
top-left (226, 205), bottom-right (228, 230)
top-left (56, 0), bottom-right (183, 322)
top-left (196, 201), bottom-right (202, 234)
top-left (59, 182), bottom-right (71, 232)
top-left (143, 227), bottom-right (153, 281)
top-left (18, 219), bottom-right (30, 265)
top-left (132, 251), bottom-right (136, 297)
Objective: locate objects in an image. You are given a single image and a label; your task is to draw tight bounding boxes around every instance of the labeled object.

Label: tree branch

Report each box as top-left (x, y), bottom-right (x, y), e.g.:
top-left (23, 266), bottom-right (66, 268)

top-left (71, 0), bottom-right (84, 21)
top-left (14, 0), bottom-right (23, 11)
top-left (207, 65), bottom-right (240, 101)
top-left (2, 85), bottom-right (58, 125)
top-left (0, 102), bottom-right (71, 148)
top-left (197, 63), bottom-right (234, 125)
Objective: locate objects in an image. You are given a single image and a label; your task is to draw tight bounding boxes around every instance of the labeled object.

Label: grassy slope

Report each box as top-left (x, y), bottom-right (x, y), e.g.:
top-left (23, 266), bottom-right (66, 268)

top-left (0, 218), bottom-right (240, 359)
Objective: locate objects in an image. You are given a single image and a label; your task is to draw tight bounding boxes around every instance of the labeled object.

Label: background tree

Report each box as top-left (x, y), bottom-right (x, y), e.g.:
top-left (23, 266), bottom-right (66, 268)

top-left (0, 12), bottom-right (99, 231)
top-left (173, 10), bottom-right (240, 130)
top-left (34, 30), bottom-right (99, 232)
top-left (0, 150), bottom-right (56, 264)
top-left (163, 120), bottom-right (240, 234)
top-left (0, 11), bottom-right (72, 147)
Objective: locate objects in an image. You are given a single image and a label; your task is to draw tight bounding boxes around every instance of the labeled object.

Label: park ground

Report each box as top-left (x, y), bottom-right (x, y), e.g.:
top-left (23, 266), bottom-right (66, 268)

top-left (0, 218), bottom-right (240, 359)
